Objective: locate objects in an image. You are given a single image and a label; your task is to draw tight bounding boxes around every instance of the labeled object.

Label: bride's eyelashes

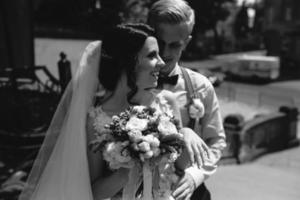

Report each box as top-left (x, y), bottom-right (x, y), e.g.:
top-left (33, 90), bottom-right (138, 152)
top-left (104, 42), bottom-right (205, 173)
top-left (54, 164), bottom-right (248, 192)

top-left (147, 51), bottom-right (158, 59)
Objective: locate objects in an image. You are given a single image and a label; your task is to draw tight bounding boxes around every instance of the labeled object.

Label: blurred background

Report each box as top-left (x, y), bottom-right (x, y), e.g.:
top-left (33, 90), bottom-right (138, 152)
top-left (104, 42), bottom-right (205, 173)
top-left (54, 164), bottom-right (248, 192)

top-left (0, 0), bottom-right (300, 199)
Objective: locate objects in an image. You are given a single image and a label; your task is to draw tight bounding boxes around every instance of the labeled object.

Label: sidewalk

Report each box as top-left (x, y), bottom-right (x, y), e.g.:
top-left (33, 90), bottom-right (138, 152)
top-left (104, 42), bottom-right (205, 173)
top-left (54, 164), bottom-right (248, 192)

top-left (206, 146), bottom-right (300, 200)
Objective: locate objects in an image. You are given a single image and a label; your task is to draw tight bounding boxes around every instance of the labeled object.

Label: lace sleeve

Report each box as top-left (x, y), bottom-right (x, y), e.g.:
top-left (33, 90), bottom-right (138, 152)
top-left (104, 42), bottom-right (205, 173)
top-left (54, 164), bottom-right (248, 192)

top-left (86, 106), bottom-right (112, 182)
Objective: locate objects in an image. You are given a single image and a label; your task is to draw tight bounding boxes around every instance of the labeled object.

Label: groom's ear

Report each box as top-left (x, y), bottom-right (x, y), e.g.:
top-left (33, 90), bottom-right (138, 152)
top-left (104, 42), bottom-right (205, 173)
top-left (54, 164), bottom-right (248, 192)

top-left (183, 35), bottom-right (192, 50)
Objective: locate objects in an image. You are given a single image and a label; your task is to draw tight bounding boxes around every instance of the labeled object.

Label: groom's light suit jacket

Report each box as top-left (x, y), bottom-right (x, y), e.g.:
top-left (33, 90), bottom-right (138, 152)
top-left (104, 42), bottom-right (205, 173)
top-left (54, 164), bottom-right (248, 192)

top-left (161, 64), bottom-right (226, 187)
top-left (85, 41), bottom-right (226, 188)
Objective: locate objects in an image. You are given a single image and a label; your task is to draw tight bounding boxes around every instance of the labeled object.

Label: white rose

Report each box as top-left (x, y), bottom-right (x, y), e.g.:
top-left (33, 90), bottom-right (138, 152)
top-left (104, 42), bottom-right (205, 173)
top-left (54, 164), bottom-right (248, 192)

top-left (158, 116), bottom-right (178, 136)
top-left (189, 99), bottom-right (205, 119)
top-left (126, 116), bottom-right (148, 131)
top-left (103, 142), bottom-right (133, 169)
top-left (132, 105), bottom-right (147, 113)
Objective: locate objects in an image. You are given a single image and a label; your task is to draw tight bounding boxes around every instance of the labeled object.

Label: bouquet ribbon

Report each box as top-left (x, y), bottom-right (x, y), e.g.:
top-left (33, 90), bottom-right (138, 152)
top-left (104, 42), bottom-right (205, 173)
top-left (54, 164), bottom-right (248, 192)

top-left (122, 161), bottom-right (153, 200)
top-left (143, 161), bottom-right (153, 200)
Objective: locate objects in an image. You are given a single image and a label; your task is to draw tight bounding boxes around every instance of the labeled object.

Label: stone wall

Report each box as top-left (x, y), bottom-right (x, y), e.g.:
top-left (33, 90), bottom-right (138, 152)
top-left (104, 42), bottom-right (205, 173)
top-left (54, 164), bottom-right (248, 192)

top-left (222, 106), bottom-right (299, 164)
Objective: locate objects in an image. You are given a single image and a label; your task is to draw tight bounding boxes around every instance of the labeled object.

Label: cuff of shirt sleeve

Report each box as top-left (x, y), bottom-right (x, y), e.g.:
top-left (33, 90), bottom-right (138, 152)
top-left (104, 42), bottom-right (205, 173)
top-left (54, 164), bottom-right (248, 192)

top-left (184, 166), bottom-right (205, 188)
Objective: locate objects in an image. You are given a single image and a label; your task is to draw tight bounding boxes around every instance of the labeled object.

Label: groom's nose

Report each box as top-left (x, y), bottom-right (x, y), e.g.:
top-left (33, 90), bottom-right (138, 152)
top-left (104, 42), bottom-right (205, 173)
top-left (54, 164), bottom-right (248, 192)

top-left (157, 56), bottom-right (165, 70)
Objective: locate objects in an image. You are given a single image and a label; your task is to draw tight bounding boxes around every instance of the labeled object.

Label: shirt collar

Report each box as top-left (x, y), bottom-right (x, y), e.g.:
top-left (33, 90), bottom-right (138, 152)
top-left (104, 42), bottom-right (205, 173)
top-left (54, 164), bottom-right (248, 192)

top-left (168, 63), bottom-right (182, 76)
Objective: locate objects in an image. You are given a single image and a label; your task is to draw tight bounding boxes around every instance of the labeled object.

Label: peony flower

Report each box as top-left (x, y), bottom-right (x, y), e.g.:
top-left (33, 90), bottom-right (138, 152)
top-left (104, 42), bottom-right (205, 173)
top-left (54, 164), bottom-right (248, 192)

top-left (117, 148), bottom-right (132, 163)
top-left (103, 141), bottom-right (133, 169)
top-left (189, 99), bottom-right (205, 119)
top-left (138, 141), bottom-right (151, 152)
top-left (126, 116), bottom-right (148, 131)
top-left (143, 134), bottom-right (160, 148)
top-left (158, 116), bottom-right (178, 136)
top-left (128, 130), bottom-right (143, 143)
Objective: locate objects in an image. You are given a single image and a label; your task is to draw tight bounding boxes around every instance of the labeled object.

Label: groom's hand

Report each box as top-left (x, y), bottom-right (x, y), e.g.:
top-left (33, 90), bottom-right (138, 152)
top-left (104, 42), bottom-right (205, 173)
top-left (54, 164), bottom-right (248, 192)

top-left (180, 127), bottom-right (210, 168)
top-left (172, 172), bottom-right (195, 200)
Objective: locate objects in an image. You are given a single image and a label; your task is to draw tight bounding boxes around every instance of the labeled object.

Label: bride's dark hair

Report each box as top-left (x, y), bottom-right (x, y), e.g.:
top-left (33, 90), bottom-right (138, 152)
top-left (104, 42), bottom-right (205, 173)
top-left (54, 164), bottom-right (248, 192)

top-left (99, 23), bottom-right (155, 104)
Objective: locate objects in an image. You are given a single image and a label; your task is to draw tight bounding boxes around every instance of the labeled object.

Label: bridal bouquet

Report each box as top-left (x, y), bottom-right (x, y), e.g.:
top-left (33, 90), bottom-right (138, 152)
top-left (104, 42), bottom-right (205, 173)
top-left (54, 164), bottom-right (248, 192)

top-left (90, 105), bottom-right (184, 200)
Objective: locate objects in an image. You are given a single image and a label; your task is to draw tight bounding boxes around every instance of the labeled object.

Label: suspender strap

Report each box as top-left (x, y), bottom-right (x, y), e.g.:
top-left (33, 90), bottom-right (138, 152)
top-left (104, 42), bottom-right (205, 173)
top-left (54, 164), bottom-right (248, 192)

top-left (180, 67), bottom-right (196, 129)
top-left (180, 67), bottom-right (194, 102)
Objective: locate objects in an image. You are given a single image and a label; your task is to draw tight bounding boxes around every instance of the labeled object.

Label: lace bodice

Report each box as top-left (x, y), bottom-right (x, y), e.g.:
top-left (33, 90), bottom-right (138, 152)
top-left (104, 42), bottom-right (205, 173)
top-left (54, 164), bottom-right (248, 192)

top-left (88, 106), bottom-right (112, 134)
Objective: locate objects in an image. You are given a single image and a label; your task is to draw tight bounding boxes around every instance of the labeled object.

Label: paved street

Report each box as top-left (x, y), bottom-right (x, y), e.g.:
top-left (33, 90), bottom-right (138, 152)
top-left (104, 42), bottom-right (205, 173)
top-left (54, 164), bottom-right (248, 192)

top-left (206, 146), bottom-right (300, 200)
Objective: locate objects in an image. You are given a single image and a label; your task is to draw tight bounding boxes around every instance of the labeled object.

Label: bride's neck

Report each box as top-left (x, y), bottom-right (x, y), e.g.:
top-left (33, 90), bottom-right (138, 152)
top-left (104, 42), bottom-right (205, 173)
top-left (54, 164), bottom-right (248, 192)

top-left (101, 78), bottom-right (130, 116)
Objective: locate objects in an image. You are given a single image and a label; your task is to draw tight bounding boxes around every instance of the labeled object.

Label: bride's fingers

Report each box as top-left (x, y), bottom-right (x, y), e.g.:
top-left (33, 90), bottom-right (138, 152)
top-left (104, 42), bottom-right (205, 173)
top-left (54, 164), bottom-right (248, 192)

top-left (175, 183), bottom-right (190, 200)
top-left (172, 178), bottom-right (186, 197)
top-left (172, 183), bottom-right (188, 199)
top-left (184, 193), bottom-right (192, 200)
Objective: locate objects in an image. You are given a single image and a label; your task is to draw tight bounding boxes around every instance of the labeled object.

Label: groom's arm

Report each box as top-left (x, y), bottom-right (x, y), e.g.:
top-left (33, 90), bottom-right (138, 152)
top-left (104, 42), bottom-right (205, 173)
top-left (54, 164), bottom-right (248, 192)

top-left (186, 82), bottom-right (226, 186)
top-left (173, 79), bottom-right (226, 199)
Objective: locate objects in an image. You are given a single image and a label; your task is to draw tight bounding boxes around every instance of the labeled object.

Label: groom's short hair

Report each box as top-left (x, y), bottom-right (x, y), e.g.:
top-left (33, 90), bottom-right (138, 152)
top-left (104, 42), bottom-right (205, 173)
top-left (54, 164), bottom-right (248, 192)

top-left (148, 0), bottom-right (195, 34)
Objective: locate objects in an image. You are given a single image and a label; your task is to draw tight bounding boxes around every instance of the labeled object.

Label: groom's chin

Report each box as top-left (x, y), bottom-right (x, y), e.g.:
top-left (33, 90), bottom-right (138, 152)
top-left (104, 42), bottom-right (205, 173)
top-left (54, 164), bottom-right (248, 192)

top-left (144, 86), bottom-right (157, 91)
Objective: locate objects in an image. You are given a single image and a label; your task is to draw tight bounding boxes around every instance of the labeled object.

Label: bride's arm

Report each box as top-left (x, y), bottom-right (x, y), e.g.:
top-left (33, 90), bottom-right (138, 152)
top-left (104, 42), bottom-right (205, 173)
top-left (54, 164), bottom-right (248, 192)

top-left (86, 115), bottom-right (129, 199)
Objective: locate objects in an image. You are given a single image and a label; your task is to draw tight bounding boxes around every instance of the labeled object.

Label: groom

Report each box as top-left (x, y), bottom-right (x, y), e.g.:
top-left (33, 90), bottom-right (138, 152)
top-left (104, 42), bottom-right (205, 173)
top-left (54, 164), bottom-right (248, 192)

top-left (148, 0), bottom-right (226, 199)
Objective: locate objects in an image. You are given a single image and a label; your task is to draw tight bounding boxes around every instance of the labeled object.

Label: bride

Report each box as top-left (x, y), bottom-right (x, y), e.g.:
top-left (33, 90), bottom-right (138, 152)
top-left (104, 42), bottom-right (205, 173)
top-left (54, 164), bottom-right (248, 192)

top-left (19, 23), bottom-right (204, 200)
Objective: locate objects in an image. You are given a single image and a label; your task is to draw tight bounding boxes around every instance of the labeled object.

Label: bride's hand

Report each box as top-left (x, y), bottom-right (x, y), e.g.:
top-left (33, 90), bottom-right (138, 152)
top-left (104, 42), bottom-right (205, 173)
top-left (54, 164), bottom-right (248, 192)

top-left (179, 127), bottom-right (210, 168)
top-left (172, 172), bottom-right (195, 200)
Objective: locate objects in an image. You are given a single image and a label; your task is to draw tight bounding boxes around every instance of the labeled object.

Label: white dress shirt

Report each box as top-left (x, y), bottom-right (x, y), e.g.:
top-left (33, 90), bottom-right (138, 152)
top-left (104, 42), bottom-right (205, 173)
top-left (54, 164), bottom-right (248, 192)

top-left (162, 64), bottom-right (227, 187)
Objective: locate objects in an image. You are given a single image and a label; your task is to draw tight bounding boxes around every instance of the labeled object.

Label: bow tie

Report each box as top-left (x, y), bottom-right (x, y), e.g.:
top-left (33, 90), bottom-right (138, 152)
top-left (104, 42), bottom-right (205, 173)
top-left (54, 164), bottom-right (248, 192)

top-left (157, 75), bottom-right (179, 86)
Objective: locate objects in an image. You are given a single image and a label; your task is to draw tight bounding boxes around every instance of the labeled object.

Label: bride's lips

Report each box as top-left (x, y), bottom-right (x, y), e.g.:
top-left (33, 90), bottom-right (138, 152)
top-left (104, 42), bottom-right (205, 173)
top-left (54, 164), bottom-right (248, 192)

top-left (151, 71), bottom-right (159, 79)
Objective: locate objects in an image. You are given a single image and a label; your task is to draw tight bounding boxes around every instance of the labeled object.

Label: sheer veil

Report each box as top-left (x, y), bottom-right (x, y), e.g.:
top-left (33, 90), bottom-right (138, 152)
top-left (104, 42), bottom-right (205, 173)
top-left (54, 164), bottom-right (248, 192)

top-left (19, 41), bottom-right (102, 200)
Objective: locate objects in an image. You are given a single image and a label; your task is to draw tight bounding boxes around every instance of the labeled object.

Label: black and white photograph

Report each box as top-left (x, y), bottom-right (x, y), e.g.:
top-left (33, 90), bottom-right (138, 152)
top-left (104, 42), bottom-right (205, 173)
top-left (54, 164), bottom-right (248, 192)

top-left (0, 0), bottom-right (299, 200)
